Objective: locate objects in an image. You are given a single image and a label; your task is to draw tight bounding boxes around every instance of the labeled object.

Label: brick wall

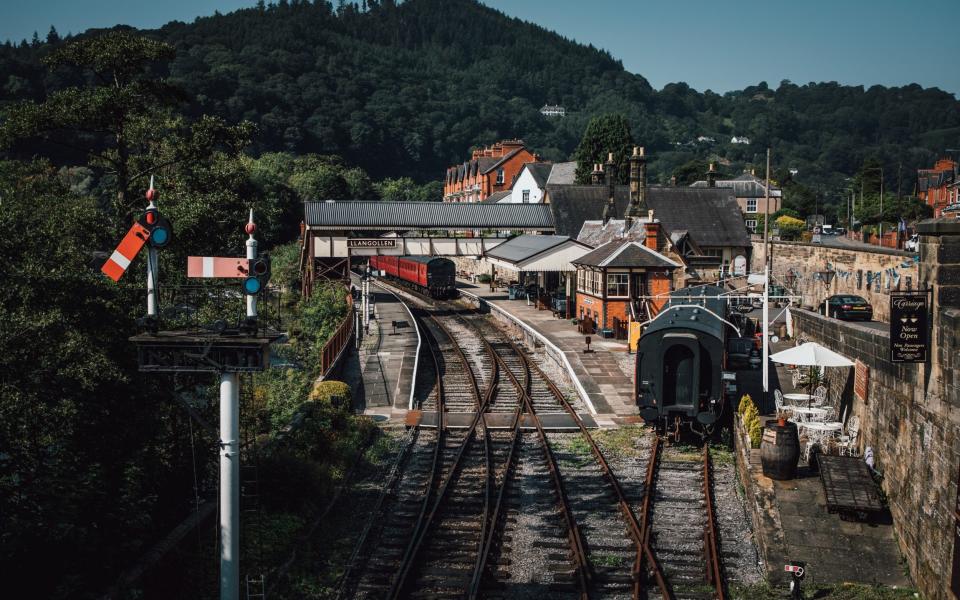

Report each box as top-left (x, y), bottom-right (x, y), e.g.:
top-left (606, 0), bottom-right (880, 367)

top-left (753, 240), bottom-right (918, 323)
top-left (788, 218), bottom-right (960, 600)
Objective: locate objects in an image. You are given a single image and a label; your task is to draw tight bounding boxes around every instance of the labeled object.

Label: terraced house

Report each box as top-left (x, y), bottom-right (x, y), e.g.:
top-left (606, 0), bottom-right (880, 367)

top-left (442, 139), bottom-right (539, 202)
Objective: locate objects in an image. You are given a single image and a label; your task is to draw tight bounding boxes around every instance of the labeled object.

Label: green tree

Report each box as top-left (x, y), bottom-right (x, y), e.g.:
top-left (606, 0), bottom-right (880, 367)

top-left (573, 114), bottom-right (634, 184)
top-left (0, 31), bottom-right (251, 229)
top-left (671, 158), bottom-right (709, 186)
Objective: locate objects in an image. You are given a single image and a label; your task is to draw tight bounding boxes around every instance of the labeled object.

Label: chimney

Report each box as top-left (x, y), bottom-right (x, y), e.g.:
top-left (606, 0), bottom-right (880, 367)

top-left (591, 163), bottom-right (604, 185)
top-left (670, 175), bottom-right (677, 187)
top-left (626, 146), bottom-right (648, 225)
top-left (602, 152), bottom-right (617, 224)
top-left (707, 163), bottom-right (718, 188)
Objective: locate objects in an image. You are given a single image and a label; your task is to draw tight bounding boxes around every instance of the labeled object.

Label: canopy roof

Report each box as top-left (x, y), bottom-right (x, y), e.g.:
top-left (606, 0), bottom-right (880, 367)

top-left (769, 342), bottom-right (854, 367)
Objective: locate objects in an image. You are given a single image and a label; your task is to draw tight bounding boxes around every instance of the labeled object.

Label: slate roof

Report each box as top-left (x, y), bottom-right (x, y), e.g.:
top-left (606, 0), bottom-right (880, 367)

top-left (482, 147), bottom-right (525, 174)
top-left (479, 191), bottom-right (512, 203)
top-left (304, 201), bottom-right (554, 230)
top-left (546, 161), bottom-right (577, 185)
top-left (573, 240), bottom-right (681, 269)
top-left (690, 178), bottom-right (782, 197)
top-left (485, 234), bottom-right (578, 263)
top-left (522, 162), bottom-right (554, 188)
top-left (545, 184), bottom-right (750, 248)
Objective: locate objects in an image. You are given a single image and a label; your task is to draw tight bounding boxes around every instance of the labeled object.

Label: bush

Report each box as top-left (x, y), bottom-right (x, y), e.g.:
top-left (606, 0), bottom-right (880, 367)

top-left (748, 418), bottom-right (763, 449)
top-left (309, 380), bottom-right (351, 409)
top-left (738, 394), bottom-right (763, 448)
top-left (476, 273), bottom-right (491, 283)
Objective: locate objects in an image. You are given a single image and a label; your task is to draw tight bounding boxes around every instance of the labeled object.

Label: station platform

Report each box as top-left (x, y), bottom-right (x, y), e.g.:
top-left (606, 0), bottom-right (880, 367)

top-left (735, 347), bottom-right (911, 588)
top-left (456, 280), bottom-right (638, 422)
top-left (350, 280), bottom-right (418, 421)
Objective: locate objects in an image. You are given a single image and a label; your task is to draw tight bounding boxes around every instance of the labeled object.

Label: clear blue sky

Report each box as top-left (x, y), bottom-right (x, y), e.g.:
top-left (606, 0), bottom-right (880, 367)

top-left (4, 0), bottom-right (958, 96)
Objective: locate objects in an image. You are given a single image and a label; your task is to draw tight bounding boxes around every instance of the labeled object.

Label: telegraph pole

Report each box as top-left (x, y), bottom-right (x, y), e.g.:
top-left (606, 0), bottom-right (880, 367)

top-left (762, 148), bottom-right (771, 397)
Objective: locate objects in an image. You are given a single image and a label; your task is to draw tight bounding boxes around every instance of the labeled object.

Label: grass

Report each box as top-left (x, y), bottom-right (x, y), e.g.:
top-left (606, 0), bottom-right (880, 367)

top-left (591, 553), bottom-right (625, 568)
top-left (729, 582), bottom-right (920, 600)
top-left (710, 446), bottom-right (735, 466)
top-left (591, 425), bottom-right (649, 459)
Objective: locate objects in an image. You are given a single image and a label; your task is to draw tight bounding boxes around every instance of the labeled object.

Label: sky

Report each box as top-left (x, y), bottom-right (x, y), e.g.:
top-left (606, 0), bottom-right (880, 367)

top-left (3, 0), bottom-right (958, 96)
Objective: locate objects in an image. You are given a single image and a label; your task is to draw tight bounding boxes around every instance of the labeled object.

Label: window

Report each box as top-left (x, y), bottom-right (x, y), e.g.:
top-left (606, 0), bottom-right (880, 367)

top-left (496, 168), bottom-right (505, 185)
top-left (745, 219), bottom-right (758, 232)
top-left (578, 270), bottom-right (601, 296)
top-left (606, 273), bottom-right (629, 297)
top-left (703, 248), bottom-right (722, 257)
top-left (522, 189), bottom-right (530, 203)
top-left (746, 199), bottom-right (758, 213)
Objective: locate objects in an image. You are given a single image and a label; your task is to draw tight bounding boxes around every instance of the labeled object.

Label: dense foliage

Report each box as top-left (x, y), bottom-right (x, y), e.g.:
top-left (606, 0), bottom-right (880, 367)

top-left (3, 0), bottom-right (957, 197)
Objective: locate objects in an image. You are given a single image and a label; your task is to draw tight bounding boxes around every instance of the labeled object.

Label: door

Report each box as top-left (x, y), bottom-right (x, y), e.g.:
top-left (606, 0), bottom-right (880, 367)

top-left (662, 343), bottom-right (697, 407)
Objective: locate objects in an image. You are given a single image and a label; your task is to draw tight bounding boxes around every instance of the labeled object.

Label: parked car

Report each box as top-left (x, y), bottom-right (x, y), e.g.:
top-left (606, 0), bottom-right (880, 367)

top-left (817, 294), bottom-right (873, 321)
top-left (905, 234), bottom-right (919, 252)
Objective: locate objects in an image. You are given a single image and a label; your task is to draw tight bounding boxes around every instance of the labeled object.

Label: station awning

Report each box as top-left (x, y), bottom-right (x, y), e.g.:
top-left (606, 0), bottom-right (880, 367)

top-left (483, 234), bottom-right (593, 272)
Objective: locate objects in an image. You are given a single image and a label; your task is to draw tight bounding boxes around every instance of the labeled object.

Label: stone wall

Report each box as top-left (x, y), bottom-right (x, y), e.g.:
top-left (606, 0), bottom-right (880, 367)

top-left (753, 240), bottom-right (918, 323)
top-left (787, 217), bottom-right (960, 600)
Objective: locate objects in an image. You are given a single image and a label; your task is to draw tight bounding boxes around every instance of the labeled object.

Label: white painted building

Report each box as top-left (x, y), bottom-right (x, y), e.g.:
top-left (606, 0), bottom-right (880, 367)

top-left (504, 162), bottom-right (554, 204)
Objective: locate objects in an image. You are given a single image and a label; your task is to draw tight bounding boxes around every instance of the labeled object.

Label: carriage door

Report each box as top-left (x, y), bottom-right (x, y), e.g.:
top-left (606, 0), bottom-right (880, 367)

top-left (661, 334), bottom-right (699, 408)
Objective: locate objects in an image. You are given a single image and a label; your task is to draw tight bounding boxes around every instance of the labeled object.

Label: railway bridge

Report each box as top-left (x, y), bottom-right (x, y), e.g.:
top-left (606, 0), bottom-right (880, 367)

top-left (298, 200), bottom-right (554, 294)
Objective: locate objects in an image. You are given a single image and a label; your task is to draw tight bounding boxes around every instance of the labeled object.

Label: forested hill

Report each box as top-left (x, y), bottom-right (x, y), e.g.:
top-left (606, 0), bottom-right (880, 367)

top-left (2, 0), bottom-right (959, 187)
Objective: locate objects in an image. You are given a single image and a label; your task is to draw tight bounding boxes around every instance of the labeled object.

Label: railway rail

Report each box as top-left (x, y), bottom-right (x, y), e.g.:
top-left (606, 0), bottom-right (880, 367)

top-left (342, 279), bottom-right (730, 600)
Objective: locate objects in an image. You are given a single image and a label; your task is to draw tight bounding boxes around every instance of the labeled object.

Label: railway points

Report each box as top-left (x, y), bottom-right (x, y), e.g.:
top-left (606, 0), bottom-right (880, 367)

top-left (456, 280), bottom-right (637, 423)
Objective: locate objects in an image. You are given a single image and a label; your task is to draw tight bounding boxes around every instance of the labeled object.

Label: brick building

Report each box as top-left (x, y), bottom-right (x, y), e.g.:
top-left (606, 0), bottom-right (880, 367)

top-left (916, 158), bottom-right (958, 217)
top-left (443, 140), bottom-right (539, 203)
top-left (571, 239), bottom-right (679, 338)
top-left (691, 169), bottom-right (782, 232)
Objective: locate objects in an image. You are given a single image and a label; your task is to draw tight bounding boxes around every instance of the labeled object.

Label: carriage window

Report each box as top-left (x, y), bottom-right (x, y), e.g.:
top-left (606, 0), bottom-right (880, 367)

top-left (606, 273), bottom-right (628, 297)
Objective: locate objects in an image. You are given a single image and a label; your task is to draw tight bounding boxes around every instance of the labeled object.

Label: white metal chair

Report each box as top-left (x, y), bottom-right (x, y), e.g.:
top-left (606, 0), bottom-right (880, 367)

top-left (774, 389), bottom-right (784, 415)
top-left (838, 415), bottom-right (860, 456)
top-left (812, 385), bottom-right (827, 404)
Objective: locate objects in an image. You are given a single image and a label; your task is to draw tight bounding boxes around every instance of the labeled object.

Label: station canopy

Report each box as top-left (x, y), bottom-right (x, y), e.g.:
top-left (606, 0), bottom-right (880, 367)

top-left (483, 234), bottom-right (592, 272)
top-left (304, 200), bottom-right (555, 231)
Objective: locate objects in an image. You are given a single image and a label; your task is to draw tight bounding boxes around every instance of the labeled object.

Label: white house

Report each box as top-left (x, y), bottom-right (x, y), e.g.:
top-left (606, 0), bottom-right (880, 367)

top-left (504, 162), bottom-right (554, 203)
top-left (539, 104), bottom-right (566, 117)
top-left (730, 136), bottom-right (751, 145)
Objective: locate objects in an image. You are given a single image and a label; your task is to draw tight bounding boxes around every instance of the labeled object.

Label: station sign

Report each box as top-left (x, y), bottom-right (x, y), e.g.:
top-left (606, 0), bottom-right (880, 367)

top-left (889, 292), bottom-right (928, 363)
top-left (347, 239), bottom-right (397, 249)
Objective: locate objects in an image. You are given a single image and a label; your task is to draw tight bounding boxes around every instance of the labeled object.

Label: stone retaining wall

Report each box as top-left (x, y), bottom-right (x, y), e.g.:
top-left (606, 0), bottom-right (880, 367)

top-left (791, 303), bottom-right (959, 598)
top-left (753, 240), bottom-right (918, 323)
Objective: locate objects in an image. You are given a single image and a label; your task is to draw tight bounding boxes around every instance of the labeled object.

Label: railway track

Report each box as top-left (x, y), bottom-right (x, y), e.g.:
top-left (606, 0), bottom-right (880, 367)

top-left (343, 280), bottom-right (732, 600)
top-left (640, 440), bottom-right (726, 600)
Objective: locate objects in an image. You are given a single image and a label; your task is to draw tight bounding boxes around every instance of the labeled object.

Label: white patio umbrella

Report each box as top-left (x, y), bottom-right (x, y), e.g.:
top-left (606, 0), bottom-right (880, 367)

top-left (769, 342), bottom-right (854, 403)
top-left (769, 342), bottom-right (854, 367)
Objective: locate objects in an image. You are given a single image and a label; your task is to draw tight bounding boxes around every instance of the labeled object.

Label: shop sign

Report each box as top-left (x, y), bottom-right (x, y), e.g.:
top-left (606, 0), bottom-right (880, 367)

top-left (854, 360), bottom-right (869, 404)
top-left (890, 292), bottom-right (928, 363)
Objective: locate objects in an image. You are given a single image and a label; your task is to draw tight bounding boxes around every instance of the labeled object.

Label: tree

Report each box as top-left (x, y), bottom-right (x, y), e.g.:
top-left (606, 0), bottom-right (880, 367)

top-left (0, 31), bottom-right (251, 229)
top-left (671, 158), bottom-right (709, 186)
top-left (573, 114), bottom-right (634, 184)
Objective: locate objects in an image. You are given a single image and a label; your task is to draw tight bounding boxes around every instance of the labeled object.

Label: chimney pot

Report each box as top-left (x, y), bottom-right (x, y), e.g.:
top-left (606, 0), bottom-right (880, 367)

top-left (633, 146), bottom-right (638, 156)
top-left (640, 147), bottom-right (645, 156)
top-left (608, 152), bottom-right (614, 162)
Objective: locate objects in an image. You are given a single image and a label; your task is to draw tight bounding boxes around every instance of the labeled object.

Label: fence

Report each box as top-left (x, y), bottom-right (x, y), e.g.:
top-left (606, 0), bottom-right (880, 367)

top-left (319, 291), bottom-right (355, 379)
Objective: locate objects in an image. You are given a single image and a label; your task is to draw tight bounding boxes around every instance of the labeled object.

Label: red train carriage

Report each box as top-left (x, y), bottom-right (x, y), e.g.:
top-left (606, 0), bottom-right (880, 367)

top-left (369, 256), bottom-right (457, 299)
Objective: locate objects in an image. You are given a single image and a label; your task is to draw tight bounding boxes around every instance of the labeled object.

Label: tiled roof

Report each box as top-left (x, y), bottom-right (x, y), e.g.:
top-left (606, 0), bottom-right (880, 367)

top-left (304, 201), bottom-right (554, 230)
top-left (523, 162), bottom-right (554, 188)
top-left (546, 161), bottom-right (577, 185)
top-left (546, 184), bottom-right (751, 248)
top-left (479, 191), bottom-right (512, 203)
top-left (573, 240), bottom-right (680, 269)
top-left (482, 147), bottom-right (525, 174)
top-left (690, 178), bottom-right (782, 197)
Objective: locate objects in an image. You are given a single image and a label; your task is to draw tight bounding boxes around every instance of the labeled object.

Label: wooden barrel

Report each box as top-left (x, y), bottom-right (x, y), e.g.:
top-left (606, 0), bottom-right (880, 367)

top-left (760, 420), bottom-right (800, 480)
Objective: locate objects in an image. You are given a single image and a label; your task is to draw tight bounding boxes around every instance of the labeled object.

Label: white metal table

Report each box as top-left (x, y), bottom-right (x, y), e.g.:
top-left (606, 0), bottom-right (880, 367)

top-left (783, 392), bottom-right (813, 405)
top-left (786, 406), bottom-right (828, 422)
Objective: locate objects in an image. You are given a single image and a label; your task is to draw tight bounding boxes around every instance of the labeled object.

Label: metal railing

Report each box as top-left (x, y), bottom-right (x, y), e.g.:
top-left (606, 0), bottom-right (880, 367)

top-left (319, 292), bottom-right (355, 378)
top-left (155, 283), bottom-right (283, 335)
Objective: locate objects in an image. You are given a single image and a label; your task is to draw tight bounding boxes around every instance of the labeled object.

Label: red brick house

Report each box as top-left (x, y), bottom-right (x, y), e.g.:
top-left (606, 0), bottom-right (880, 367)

top-left (443, 140), bottom-right (538, 203)
top-left (916, 158), bottom-right (957, 217)
top-left (571, 236), bottom-right (680, 339)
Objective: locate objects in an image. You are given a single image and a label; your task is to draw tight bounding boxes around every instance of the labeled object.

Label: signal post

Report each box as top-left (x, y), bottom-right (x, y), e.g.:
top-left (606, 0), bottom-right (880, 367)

top-left (103, 184), bottom-right (279, 600)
